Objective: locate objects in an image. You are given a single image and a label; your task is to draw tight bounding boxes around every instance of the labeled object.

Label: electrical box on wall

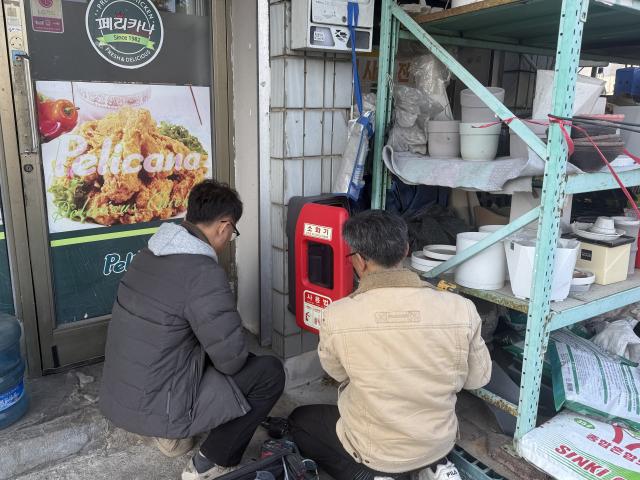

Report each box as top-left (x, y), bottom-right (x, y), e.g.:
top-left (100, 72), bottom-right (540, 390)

top-left (291, 0), bottom-right (374, 53)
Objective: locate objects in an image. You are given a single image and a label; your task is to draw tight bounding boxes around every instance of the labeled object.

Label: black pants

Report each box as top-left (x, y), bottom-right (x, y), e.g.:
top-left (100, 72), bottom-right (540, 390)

top-left (289, 405), bottom-right (414, 480)
top-left (200, 355), bottom-right (286, 467)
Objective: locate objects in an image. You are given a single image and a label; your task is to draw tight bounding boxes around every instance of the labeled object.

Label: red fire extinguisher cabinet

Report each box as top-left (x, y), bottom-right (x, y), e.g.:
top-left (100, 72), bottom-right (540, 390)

top-left (294, 203), bottom-right (353, 334)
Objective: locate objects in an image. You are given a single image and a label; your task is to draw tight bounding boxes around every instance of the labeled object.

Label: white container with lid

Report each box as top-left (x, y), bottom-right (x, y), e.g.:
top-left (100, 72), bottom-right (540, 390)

top-left (460, 123), bottom-right (501, 161)
top-left (575, 236), bottom-right (634, 285)
top-left (460, 87), bottom-right (505, 123)
top-left (427, 121), bottom-right (460, 158)
top-left (455, 232), bottom-right (506, 290)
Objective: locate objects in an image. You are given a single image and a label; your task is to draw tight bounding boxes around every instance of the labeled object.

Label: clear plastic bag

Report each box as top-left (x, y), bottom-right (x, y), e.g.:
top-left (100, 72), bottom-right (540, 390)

top-left (388, 125), bottom-right (427, 154)
top-left (592, 318), bottom-right (640, 363)
top-left (332, 99), bottom-right (375, 200)
top-left (409, 53), bottom-right (452, 120)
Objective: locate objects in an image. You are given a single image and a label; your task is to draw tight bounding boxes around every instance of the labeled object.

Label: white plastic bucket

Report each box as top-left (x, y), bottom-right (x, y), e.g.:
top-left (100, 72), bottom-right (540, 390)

top-left (479, 225), bottom-right (509, 280)
top-left (460, 87), bottom-right (505, 123)
top-left (460, 123), bottom-right (501, 161)
top-left (427, 121), bottom-right (460, 158)
top-left (455, 232), bottom-right (506, 290)
top-left (505, 237), bottom-right (580, 301)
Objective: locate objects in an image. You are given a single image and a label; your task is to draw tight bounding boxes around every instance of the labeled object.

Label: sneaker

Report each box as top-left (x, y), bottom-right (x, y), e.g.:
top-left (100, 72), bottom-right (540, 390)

top-left (152, 436), bottom-right (195, 458)
top-left (181, 458), bottom-right (240, 480)
top-left (422, 461), bottom-right (462, 480)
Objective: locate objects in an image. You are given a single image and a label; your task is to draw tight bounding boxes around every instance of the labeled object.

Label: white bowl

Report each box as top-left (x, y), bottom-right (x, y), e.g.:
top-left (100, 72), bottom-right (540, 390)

top-left (570, 269), bottom-right (595, 293)
top-left (423, 244), bottom-right (456, 261)
top-left (411, 251), bottom-right (443, 270)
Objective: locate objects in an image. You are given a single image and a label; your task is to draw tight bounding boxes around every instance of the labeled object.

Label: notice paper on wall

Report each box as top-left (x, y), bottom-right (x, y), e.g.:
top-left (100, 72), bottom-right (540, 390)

top-left (550, 330), bottom-right (640, 430)
top-left (520, 411), bottom-right (640, 480)
top-left (30, 0), bottom-right (64, 34)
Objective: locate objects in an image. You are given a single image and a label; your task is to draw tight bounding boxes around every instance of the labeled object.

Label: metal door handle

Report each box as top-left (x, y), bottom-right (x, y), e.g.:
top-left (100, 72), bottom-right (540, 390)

top-left (15, 53), bottom-right (39, 154)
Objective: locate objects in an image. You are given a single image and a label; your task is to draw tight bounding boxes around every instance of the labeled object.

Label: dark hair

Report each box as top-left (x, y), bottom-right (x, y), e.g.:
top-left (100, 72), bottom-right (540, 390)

top-left (186, 179), bottom-right (243, 225)
top-left (343, 210), bottom-right (408, 268)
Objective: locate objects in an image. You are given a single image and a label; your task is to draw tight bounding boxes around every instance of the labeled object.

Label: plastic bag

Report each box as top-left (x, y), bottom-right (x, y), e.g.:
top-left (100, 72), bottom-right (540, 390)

top-left (394, 108), bottom-right (418, 128)
top-left (550, 329), bottom-right (640, 429)
top-left (387, 125), bottom-right (426, 154)
top-left (592, 318), bottom-right (640, 363)
top-left (409, 54), bottom-right (452, 120)
top-left (332, 116), bottom-right (373, 200)
top-left (393, 85), bottom-right (425, 116)
top-left (332, 94), bottom-right (375, 200)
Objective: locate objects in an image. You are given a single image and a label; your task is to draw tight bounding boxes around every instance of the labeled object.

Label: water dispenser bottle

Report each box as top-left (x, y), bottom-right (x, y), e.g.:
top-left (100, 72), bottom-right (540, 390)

top-left (0, 314), bottom-right (28, 429)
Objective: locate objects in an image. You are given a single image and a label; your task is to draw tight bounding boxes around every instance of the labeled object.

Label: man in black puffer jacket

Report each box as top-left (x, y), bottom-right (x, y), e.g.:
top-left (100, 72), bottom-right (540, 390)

top-left (100, 180), bottom-right (285, 480)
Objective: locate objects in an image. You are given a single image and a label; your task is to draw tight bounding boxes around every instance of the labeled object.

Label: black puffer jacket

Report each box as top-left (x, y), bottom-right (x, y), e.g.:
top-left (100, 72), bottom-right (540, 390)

top-left (99, 222), bottom-right (250, 438)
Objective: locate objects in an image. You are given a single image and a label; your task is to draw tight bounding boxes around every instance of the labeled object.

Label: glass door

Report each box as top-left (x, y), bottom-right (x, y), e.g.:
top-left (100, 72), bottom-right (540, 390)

top-left (4, 0), bottom-right (226, 372)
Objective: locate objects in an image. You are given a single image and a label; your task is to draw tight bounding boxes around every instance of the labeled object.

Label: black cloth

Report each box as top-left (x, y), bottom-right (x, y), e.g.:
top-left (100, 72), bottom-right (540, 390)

top-left (201, 355), bottom-right (286, 467)
top-left (290, 405), bottom-right (415, 480)
top-left (100, 223), bottom-right (250, 439)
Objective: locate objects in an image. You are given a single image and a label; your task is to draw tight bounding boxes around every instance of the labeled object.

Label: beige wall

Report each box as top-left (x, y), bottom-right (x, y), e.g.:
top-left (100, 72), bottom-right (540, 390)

top-left (231, 0), bottom-right (261, 336)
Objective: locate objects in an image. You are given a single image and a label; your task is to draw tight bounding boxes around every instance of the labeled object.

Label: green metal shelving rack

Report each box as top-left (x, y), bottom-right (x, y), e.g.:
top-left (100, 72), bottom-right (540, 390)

top-left (371, 0), bottom-right (640, 477)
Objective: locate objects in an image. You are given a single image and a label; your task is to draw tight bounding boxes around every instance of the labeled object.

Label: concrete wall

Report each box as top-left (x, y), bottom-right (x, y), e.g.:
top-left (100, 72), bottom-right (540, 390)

top-left (231, 0), bottom-right (261, 336)
top-left (269, 0), bottom-right (352, 358)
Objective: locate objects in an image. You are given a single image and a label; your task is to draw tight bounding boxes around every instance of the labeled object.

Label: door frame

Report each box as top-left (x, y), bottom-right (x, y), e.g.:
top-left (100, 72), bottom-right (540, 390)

top-left (0, 0), bottom-right (235, 376)
top-left (0, 1), bottom-right (40, 376)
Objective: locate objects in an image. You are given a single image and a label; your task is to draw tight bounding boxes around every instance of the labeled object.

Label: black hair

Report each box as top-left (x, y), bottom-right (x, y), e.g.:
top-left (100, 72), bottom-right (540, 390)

top-left (186, 179), bottom-right (243, 225)
top-left (342, 210), bottom-right (408, 268)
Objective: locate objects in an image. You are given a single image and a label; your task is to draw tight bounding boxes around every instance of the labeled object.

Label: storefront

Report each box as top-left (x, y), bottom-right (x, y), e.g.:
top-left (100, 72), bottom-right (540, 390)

top-left (0, 0), bottom-right (234, 375)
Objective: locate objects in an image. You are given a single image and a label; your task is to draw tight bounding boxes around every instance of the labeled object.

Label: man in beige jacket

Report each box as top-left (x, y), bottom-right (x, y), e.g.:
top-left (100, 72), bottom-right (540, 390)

top-left (289, 210), bottom-right (492, 480)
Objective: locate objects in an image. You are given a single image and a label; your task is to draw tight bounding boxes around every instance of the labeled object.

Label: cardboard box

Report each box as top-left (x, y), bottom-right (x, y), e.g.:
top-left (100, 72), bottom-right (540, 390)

top-left (474, 206), bottom-right (509, 227)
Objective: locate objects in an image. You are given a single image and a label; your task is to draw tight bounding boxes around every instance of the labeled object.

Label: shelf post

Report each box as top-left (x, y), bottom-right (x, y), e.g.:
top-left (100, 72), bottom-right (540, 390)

top-left (514, 0), bottom-right (590, 447)
top-left (371, 0), bottom-right (395, 210)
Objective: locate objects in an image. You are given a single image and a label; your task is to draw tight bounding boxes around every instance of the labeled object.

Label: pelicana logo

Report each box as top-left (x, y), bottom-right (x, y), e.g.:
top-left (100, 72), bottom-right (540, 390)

top-left (86, 0), bottom-right (163, 69)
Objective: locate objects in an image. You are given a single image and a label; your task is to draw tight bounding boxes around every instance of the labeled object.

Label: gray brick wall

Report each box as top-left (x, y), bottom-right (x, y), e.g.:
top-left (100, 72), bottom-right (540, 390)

top-left (269, 0), bottom-right (351, 358)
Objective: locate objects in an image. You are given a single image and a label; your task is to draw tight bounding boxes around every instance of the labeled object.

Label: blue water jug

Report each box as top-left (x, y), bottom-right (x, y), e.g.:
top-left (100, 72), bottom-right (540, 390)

top-left (0, 314), bottom-right (28, 429)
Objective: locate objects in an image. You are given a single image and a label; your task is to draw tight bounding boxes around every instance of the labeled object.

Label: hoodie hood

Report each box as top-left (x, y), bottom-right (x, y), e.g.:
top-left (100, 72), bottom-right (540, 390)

top-left (148, 223), bottom-right (218, 261)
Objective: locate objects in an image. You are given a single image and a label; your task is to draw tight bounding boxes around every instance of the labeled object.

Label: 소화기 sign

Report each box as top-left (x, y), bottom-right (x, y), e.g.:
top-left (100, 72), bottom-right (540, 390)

top-left (303, 223), bottom-right (333, 241)
top-left (86, 0), bottom-right (164, 69)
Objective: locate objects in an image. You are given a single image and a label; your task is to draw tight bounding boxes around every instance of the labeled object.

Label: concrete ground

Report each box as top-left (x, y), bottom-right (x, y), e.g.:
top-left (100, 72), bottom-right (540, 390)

top-left (0, 363), bottom-right (338, 480)
top-left (0, 352), bottom-right (549, 480)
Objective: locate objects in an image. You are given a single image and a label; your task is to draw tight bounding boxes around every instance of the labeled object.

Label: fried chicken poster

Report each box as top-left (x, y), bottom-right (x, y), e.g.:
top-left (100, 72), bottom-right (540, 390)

top-left (36, 81), bottom-right (212, 233)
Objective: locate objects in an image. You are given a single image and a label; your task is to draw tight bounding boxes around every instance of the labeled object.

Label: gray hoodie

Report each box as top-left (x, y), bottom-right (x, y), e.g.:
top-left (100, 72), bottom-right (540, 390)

top-left (149, 222), bottom-right (218, 261)
top-left (100, 221), bottom-right (250, 439)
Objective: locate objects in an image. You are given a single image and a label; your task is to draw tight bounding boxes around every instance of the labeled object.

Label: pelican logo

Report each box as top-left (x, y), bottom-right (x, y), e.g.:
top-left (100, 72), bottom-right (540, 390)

top-left (86, 0), bottom-right (164, 69)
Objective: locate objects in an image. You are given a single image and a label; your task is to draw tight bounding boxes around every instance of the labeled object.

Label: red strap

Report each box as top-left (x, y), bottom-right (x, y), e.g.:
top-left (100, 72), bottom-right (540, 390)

top-left (624, 148), bottom-right (640, 165)
top-left (472, 118), bottom-right (513, 129)
top-left (474, 114), bottom-right (640, 219)
top-left (547, 116), bottom-right (575, 156)
top-left (550, 116), bottom-right (640, 219)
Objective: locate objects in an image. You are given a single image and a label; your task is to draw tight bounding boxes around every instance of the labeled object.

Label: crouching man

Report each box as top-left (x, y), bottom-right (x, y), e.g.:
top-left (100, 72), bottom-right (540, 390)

top-left (100, 180), bottom-right (285, 480)
top-left (289, 210), bottom-right (491, 480)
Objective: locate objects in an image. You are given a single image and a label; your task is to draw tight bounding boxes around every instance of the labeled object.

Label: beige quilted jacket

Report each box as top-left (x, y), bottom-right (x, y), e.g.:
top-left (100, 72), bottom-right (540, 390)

top-left (318, 269), bottom-right (491, 474)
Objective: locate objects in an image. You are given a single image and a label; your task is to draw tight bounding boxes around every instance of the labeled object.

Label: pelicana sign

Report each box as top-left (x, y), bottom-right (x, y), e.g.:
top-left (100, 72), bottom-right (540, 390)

top-left (86, 0), bottom-right (163, 69)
